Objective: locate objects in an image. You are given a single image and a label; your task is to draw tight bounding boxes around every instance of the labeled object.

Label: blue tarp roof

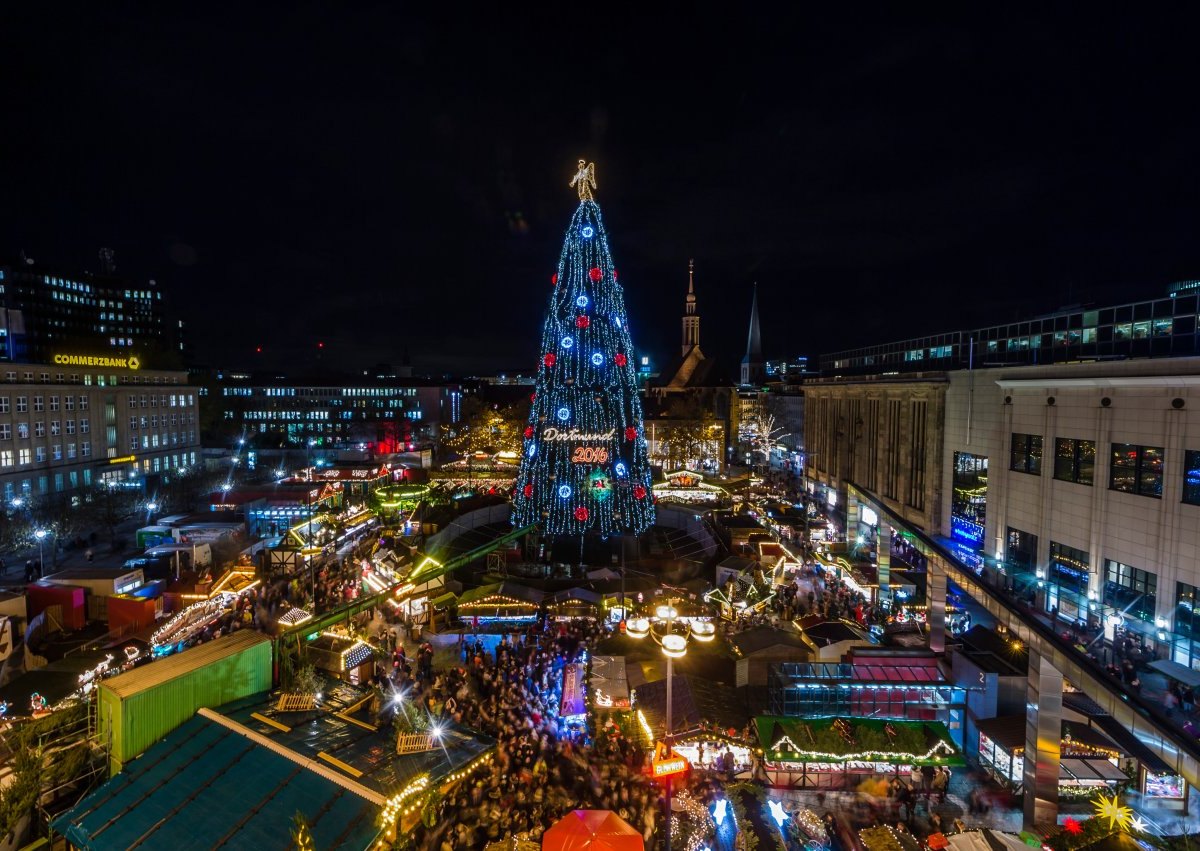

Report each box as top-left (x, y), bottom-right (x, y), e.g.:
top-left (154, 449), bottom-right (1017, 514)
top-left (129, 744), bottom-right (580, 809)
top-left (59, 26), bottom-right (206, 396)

top-left (53, 714), bottom-right (380, 850)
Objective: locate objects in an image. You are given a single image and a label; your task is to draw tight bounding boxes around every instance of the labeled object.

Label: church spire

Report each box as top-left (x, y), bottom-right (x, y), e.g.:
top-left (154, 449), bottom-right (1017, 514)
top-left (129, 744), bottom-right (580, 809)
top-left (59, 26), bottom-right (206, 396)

top-left (740, 283), bottom-right (764, 385)
top-left (682, 259), bottom-right (701, 356)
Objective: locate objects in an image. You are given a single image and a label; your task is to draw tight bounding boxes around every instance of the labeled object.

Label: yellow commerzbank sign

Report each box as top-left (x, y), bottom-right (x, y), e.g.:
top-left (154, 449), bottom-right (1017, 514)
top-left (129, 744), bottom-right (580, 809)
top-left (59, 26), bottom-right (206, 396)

top-left (52, 354), bottom-right (140, 370)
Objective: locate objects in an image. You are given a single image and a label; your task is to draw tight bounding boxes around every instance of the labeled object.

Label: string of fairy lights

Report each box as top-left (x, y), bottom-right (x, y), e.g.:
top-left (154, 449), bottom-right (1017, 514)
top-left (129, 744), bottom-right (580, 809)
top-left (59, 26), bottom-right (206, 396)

top-left (513, 175), bottom-right (655, 537)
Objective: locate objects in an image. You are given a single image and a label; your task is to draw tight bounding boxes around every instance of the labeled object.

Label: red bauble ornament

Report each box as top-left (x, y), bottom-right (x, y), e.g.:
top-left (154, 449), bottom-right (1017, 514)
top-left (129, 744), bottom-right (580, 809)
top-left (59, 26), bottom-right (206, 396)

top-left (613, 269), bottom-right (618, 280)
top-left (543, 353), bottom-right (556, 368)
top-left (551, 273), bottom-right (558, 286)
top-left (588, 267), bottom-right (602, 282)
top-left (530, 392), bottom-right (537, 402)
top-left (613, 353), bottom-right (628, 367)
top-left (523, 426), bottom-right (534, 439)
top-left (624, 426), bottom-right (637, 441)
top-left (574, 506), bottom-right (590, 522)
top-left (633, 485), bottom-right (647, 500)
top-left (523, 483), bottom-right (533, 498)
top-left (575, 315), bottom-right (590, 329)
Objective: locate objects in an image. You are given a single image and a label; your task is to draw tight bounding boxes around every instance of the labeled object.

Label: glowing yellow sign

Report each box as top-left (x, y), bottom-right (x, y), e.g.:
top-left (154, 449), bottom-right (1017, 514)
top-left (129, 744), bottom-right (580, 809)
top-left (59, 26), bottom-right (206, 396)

top-left (52, 353), bottom-right (141, 370)
top-left (651, 742), bottom-right (689, 778)
top-left (108, 455), bottom-right (137, 465)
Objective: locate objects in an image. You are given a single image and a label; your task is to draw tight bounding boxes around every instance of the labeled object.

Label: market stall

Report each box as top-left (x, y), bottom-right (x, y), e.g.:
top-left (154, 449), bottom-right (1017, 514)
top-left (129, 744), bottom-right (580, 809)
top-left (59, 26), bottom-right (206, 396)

top-left (652, 470), bottom-right (728, 507)
top-left (304, 631), bottom-right (376, 684)
top-left (547, 587), bottom-right (603, 620)
top-left (456, 582), bottom-right (543, 627)
top-left (976, 716), bottom-right (1130, 795)
top-left (755, 715), bottom-right (964, 790)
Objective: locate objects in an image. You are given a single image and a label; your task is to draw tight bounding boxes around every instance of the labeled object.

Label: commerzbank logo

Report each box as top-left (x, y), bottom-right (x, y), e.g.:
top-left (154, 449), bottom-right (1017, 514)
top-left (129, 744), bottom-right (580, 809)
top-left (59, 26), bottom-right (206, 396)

top-left (52, 353), bottom-right (141, 370)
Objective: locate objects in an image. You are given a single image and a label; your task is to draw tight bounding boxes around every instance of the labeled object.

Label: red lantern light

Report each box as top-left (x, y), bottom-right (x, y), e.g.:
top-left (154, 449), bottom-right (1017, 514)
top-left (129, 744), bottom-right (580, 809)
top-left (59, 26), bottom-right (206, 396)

top-left (613, 353), bottom-right (628, 367)
top-left (574, 506), bottom-right (589, 521)
top-left (624, 427), bottom-right (637, 441)
top-left (588, 267), bottom-right (602, 282)
top-left (543, 353), bottom-right (556, 368)
top-left (633, 485), bottom-right (647, 499)
top-left (523, 426), bottom-right (534, 439)
top-left (576, 315), bottom-right (590, 329)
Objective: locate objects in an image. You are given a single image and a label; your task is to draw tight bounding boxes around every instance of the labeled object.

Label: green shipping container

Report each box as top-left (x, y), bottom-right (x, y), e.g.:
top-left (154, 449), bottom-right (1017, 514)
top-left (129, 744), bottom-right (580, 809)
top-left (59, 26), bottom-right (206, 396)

top-left (98, 630), bottom-right (272, 774)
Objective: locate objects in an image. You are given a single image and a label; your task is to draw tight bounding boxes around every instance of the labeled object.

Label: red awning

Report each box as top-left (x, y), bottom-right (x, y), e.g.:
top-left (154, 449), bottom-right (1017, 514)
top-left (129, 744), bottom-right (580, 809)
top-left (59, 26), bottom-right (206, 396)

top-left (542, 810), bottom-right (644, 851)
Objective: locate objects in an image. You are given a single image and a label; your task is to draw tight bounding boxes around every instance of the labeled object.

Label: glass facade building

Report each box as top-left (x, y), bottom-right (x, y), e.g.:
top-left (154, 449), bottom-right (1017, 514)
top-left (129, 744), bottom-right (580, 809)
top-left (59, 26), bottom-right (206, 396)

top-left (822, 291), bottom-right (1200, 376)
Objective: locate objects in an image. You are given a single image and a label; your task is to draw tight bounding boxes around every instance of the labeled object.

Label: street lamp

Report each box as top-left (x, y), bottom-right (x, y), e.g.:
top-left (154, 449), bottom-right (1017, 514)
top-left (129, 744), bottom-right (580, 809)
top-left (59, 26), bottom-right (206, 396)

top-left (627, 604), bottom-right (716, 851)
top-left (34, 529), bottom-right (47, 577)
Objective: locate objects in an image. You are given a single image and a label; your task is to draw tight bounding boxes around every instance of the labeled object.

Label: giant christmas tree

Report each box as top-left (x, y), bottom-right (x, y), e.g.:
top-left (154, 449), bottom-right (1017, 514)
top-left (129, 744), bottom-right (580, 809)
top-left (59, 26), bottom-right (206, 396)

top-left (513, 161), bottom-right (655, 537)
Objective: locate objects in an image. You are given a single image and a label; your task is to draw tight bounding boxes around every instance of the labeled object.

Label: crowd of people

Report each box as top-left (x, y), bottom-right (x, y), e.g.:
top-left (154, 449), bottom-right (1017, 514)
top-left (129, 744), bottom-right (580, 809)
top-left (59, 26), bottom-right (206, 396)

top-left (383, 618), bottom-right (669, 850)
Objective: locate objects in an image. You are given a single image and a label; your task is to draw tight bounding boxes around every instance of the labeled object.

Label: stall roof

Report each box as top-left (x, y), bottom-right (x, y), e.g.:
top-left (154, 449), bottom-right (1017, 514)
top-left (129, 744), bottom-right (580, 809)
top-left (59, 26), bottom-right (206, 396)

top-left (1061, 692), bottom-right (1173, 775)
top-left (756, 715), bottom-right (963, 766)
top-left (458, 582), bottom-right (544, 607)
top-left (974, 716), bottom-right (1123, 755)
top-left (1147, 658), bottom-right (1200, 688)
top-left (219, 682), bottom-right (495, 797)
top-left (0, 650), bottom-right (113, 716)
top-left (52, 713), bottom-right (380, 850)
top-left (717, 555), bottom-right (758, 574)
top-left (798, 617), bottom-right (873, 647)
top-left (634, 675), bottom-right (747, 740)
top-left (547, 587), bottom-right (602, 606)
top-left (729, 625), bottom-right (809, 657)
top-left (958, 626), bottom-right (1029, 676)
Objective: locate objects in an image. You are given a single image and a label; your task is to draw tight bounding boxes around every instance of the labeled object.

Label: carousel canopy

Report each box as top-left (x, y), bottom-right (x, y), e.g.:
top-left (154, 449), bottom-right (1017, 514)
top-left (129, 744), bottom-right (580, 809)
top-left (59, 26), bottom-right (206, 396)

top-left (543, 809), bottom-right (643, 851)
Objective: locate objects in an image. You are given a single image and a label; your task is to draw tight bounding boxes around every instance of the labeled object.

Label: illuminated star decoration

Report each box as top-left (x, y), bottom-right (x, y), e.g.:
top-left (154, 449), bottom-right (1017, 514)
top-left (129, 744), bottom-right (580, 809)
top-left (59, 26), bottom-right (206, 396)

top-left (1129, 816), bottom-right (1147, 834)
top-left (1062, 818), bottom-right (1083, 835)
top-left (1091, 793), bottom-right (1132, 831)
top-left (768, 800), bottom-right (789, 829)
top-left (712, 799), bottom-right (728, 827)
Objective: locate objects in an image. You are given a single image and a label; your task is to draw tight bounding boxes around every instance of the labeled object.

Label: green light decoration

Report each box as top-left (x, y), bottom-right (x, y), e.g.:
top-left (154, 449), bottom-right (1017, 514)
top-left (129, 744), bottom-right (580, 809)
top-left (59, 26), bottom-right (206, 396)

top-left (588, 467), bottom-right (613, 501)
top-left (513, 163), bottom-right (654, 536)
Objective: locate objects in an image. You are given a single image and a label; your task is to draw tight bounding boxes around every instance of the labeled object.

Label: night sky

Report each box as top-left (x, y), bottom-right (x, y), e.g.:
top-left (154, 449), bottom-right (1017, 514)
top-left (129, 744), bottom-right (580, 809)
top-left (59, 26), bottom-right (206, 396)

top-left (3, 8), bottom-right (1199, 375)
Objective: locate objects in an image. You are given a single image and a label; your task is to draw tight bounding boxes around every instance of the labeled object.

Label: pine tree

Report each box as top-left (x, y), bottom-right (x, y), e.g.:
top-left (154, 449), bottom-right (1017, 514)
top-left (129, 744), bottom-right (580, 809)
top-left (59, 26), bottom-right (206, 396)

top-left (513, 163), bottom-right (655, 536)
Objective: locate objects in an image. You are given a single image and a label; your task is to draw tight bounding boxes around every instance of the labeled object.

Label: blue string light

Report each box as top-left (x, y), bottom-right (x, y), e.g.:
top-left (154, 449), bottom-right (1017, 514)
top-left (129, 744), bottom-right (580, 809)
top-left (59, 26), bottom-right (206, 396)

top-left (591, 352), bottom-right (604, 366)
top-left (557, 407), bottom-right (570, 421)
top-left (581, 225), bottom-right (594, 238)
top-left (576, 295), bottom-right (589, 309)
top-left (558, 484), bottom-right (572, 498)
top-left (560, 336), bottom-right (573, 349)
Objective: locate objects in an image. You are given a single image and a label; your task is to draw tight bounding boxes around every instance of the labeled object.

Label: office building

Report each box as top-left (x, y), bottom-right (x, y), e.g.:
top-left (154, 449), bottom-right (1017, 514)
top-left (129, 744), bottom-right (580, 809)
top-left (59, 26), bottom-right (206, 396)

top-left (205, 371), bottom-right (463, 451)
top-left (0, 253), bottom-right (175, 365)
top-left (0, 356), bottom-right (199, 500)
top-left (807, 286), bottom-right (1200, 670)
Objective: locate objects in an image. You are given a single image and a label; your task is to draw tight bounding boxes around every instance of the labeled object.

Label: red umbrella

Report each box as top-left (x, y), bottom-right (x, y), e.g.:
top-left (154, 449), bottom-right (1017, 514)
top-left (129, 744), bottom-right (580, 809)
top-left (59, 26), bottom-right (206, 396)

top-left (542, 810), bottom-right (644, 851)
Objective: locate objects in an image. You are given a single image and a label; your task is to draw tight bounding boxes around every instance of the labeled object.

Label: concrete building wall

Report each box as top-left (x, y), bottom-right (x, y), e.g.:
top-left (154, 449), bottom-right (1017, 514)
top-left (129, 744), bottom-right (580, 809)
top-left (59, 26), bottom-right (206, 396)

top-left (935, 356), bottom-right (1200, 664)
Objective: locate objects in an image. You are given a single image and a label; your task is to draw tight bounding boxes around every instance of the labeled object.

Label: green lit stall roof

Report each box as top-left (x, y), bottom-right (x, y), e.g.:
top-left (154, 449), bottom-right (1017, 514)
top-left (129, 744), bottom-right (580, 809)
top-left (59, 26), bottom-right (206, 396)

top-left (754, 715), bottom-right (963, 766)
